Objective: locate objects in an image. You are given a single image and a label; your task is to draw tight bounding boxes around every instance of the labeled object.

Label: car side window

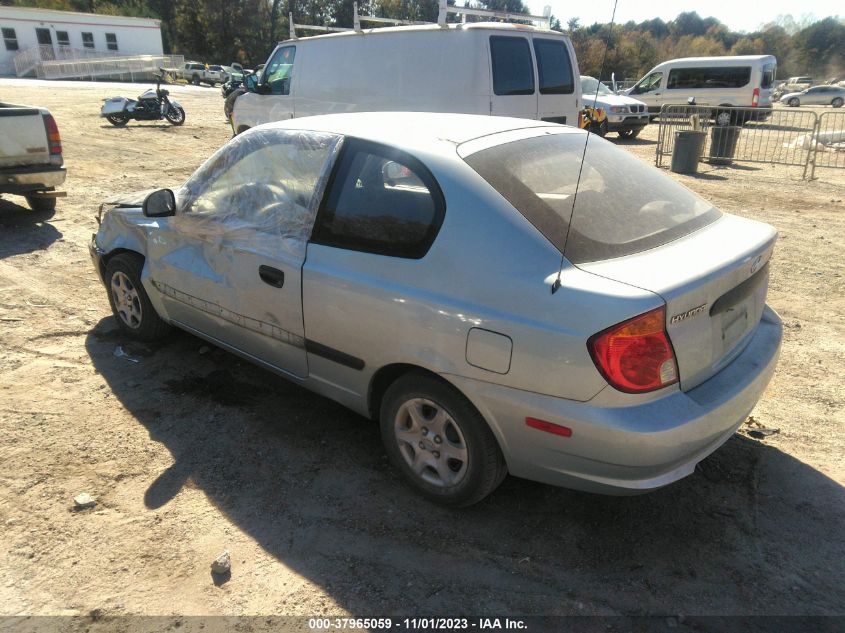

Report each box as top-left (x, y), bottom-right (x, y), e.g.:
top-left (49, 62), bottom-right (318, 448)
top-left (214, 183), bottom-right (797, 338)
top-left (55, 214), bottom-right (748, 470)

top-left (533, 39), bottom-right (574, 95)
top-left (178, 131), bottom-right (342, 253)
top-left (490, 36), bottom-right (535, 96)
top-left (311, 139), bottom-right (445, 259)
top-left (264, 46), bottom-right (296, 95)
top-left (633, 72), bottom-right (662, 94)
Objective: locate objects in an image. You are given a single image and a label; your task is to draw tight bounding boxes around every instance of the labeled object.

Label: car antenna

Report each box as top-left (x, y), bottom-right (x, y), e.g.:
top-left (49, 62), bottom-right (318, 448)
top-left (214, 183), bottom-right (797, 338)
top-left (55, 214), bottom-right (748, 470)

top-left (551, 0), bottom-right (619, 294)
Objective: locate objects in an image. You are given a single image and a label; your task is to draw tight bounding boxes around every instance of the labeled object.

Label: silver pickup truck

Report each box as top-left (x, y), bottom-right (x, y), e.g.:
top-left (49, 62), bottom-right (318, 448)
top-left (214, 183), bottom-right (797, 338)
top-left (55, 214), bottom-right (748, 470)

top-left (0, 102), bottom-right (66, 213)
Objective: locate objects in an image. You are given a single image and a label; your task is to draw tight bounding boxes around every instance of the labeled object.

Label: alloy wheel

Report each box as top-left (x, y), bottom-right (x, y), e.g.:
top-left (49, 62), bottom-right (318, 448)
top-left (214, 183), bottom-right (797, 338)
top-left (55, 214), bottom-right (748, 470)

top-left (110, 271), bottom-right (143, 329)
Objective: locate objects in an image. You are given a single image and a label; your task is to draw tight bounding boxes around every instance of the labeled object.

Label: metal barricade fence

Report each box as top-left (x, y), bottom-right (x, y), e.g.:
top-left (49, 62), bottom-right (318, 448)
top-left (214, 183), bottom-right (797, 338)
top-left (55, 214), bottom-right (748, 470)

top-left (656, 105), bottom-right (819, 179)
top-left (810, 111), bottom-right (845, 179)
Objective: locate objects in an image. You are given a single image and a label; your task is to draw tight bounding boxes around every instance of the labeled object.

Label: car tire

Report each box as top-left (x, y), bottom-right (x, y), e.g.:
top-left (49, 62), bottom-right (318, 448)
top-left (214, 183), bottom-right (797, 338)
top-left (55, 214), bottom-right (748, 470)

top-left (588, 120), bottom-right (608, 137)
top-left (788, 97), bottom-right (800, 107)
top-left (832, 97), bottom-right (844, 108)
top-left (618, 128), bottom-right (641, 139)
top-left (380, 372), bottom-right (507, 507)
top-left (714, 109), bottom-right (733, 126)
top-left (25, 195), bottom-right (56, 215)
top-left (224, 88), bottom-right (245, 119)
top-left (105, 253), bottom-right (170, 342)
top-left (191, 74), bottom-right (200, 86)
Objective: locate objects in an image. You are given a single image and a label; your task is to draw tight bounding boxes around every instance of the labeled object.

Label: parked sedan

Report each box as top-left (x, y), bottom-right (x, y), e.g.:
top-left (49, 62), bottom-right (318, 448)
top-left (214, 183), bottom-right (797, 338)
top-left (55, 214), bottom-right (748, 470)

top-left (780, 85), bottom-right (845, 107)
top-left (89, 113), bottom-right (782, 506)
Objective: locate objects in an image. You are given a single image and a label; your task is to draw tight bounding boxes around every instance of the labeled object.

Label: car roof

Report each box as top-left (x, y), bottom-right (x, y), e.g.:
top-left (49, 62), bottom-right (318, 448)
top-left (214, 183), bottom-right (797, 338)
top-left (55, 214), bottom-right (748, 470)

top-left (253, 112), bottom-right (584, 155)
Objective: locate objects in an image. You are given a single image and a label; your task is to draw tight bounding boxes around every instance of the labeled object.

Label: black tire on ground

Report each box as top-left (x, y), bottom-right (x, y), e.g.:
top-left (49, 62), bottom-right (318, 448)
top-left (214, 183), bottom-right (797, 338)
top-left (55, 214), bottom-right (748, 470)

top-left (588, 120), bottom-right (608, 137)
top-left (379, 372), bottom-right (507, 507)
top-left (104, 253), bottom-right (171, 342)
top-left (788, 97), bottom-right (800, 107)
top-left (832, 97), bottom-right (844, 108)
top-left (224, 88), bottom-right (246, 119)
top-left (191, 74), bottom-right (200, 86)
top-left (25, 195), bottom-right (56, 215)
top-left (714, 109), bottom-right (733, 126)
top-left (106, 114), bottom-right (128, 126)
top-left (618, 128), bottom-right (641, 139)
top-left (165, 105), bottom-right (185, 126)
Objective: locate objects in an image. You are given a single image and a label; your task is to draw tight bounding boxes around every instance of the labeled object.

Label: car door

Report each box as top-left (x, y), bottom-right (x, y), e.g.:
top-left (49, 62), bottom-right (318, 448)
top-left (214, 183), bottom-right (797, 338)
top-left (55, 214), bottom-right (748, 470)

top-left (146, 129), bottom-right (343, 378)
top-left (532, 35), bottom-right (578, 125)
top-left (629, 71), bottom-right (663, 112)
top-left (806, 87), bottom-right (825, 105)
top-left (488, 35), bottom-right (538, 120)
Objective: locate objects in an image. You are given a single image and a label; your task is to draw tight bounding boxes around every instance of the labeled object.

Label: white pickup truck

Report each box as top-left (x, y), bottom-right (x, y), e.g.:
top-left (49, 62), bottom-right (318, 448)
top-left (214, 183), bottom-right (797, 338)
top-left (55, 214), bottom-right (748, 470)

top-left (0, 102), bottom-right (66, 213)
top-left (175, 61), bottom-right (225, 86)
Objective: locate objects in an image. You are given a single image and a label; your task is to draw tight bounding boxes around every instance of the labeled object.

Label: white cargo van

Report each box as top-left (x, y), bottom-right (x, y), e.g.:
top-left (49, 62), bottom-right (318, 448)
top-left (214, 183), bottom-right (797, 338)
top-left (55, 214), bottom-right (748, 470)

top-left (231, 23), bottom-right (581, 133)
top-left (624, 55), bottom-right (777, 124)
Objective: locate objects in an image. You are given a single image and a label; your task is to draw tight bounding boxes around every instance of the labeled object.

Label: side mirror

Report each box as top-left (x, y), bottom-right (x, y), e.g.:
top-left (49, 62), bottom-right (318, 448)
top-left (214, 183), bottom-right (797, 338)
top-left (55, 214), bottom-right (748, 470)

top-left (143, 189), bottom-right (176, 218)
top-left (244, 74), bottom-right (258, 92)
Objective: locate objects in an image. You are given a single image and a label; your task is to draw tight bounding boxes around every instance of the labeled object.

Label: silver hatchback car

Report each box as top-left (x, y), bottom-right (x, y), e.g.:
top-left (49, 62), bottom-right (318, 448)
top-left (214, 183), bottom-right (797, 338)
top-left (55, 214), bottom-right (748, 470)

top-left (90, 113), bottom-right (782, 506)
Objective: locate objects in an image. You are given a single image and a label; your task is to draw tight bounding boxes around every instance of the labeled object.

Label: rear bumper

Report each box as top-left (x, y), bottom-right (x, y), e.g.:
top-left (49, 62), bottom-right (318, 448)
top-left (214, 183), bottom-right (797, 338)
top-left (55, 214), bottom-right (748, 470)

top-left (0, 164), bottom-right (66, 194)
top-left (446, 305), bottom-right (782, 494)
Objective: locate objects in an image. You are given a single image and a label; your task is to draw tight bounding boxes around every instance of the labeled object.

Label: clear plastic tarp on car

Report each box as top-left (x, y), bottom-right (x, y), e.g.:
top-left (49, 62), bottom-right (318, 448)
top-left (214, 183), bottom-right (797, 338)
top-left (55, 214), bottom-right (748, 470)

top-left (173, 127), bottom-right (344, 259)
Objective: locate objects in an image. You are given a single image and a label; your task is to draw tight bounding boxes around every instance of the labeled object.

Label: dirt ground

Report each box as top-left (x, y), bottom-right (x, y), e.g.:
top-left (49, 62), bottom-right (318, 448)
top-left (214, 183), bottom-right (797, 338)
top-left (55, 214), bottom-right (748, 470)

top-left (0, 79), bottom-right (843, 620)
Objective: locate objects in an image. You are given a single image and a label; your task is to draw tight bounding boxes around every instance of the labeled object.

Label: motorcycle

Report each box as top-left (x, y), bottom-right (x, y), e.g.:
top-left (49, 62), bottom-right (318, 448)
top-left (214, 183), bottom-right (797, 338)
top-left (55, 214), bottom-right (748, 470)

top-left (101, 70), bottom-right (185, 127)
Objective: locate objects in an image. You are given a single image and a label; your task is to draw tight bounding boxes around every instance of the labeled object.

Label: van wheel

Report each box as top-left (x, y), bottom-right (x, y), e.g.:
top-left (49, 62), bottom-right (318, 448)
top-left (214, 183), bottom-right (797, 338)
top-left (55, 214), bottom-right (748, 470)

top-left (380, 373), bottom-right (507, 507)
top-left (832, 97), bottom-right (844, 108)
top-left (714, 109), bottom-right (733, 126)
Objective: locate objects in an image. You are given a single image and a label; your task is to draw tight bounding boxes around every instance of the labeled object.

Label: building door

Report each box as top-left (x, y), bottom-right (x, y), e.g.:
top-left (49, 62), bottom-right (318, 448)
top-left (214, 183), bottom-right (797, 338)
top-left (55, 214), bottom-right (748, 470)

top-left (35, 28), bottom-right (55, 60)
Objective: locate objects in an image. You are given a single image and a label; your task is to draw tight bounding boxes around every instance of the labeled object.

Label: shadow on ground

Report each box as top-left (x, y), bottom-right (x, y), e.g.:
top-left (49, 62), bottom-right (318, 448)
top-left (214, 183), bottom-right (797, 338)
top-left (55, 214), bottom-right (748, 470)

top-left (85, 318), bottom-right (845, 616)
top-left (0, 197), bottom-right (62, 259)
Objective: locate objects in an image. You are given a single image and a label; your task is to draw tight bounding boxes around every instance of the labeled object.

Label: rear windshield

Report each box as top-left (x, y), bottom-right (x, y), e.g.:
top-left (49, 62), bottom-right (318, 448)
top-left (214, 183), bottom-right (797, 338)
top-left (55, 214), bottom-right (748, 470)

top-left (463, 132), bottom-right (721, 263)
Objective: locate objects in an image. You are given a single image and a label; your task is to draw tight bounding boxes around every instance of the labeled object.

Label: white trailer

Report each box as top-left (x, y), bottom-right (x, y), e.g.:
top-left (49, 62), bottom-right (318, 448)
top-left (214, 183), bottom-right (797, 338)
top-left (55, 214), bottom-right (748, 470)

top-left (0, 6), bottom-right (163, 77)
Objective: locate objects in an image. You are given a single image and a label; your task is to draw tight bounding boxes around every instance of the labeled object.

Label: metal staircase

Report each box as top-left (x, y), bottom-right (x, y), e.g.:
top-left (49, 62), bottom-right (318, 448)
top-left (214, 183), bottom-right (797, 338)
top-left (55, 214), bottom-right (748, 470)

top-left (13, 44), bottom-right (183, 81)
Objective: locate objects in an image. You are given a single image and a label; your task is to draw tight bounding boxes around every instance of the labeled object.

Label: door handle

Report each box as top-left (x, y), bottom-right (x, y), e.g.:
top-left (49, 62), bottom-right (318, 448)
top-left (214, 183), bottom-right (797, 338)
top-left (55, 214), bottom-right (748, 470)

top-left (259, 265), bottom-right (285, 288)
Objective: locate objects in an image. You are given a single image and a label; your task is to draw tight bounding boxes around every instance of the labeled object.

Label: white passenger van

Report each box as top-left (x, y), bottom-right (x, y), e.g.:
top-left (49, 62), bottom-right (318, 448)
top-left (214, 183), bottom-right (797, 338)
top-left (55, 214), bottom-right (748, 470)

top-left (624, 55), bottom-right (777, 124)
top-left (231, 22), bottom-right (581, 134)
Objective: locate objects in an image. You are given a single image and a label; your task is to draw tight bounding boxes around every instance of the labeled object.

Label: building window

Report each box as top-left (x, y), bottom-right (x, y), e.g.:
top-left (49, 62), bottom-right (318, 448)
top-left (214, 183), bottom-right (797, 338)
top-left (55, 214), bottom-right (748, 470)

top-left (56, 31), bottom-right (70, 47)
top-left (81, 32), bottom-right (94, 49)
top-left (105, 33), bottom-right (118, 51)
top-left (2, 27), bottom-right (19, 51)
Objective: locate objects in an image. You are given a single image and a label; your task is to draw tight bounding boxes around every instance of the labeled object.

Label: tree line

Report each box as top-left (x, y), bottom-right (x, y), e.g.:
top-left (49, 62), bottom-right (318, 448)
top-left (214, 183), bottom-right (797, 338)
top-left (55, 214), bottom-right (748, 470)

top-left (4, 0), bottom-right (844, 81)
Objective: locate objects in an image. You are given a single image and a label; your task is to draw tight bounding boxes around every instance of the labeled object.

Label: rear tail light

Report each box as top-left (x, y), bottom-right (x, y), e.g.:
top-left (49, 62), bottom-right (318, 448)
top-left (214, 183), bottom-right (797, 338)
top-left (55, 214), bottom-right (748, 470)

top-left (42, 113), bottom-right (62, 163)
top-left (588, 306), bottom-right (678, 393)
top-left (752, 88), bottom-right (760, 107)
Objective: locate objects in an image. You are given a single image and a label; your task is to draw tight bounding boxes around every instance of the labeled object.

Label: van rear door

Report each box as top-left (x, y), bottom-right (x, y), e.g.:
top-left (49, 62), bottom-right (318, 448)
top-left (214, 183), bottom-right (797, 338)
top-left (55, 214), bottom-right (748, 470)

top-left (532, 35), bottom-right (579, 126)
top-left (488, 35), bottom-right (538, 120)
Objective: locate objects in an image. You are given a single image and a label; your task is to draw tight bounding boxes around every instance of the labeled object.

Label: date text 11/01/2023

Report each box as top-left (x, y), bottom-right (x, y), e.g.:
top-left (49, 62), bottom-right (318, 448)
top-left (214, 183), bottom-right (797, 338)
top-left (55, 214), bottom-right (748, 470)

top-left (307, 618), bottom-right (528, 630)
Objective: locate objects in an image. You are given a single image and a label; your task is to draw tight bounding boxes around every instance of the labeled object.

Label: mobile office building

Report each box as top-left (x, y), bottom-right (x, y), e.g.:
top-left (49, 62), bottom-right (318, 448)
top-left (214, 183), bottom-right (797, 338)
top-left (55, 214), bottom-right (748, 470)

top-left (0, 6), bottom-right (163, 76)
top-left (624, 55), bottom-right (777, 124)
top-left (232, 19), bottom-right (581, 133)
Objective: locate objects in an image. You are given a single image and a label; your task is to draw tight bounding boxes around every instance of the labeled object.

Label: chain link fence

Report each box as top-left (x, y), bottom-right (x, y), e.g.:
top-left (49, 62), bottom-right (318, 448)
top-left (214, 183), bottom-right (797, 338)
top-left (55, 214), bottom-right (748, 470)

top-left (655, 105), bottom-right (824, 179)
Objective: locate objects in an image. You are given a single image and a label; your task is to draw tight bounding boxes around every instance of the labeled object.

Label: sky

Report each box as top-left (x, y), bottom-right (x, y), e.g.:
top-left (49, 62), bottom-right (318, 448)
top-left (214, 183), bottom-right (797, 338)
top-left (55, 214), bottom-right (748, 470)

top-left (532, 0), bottom-right (842, 33)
